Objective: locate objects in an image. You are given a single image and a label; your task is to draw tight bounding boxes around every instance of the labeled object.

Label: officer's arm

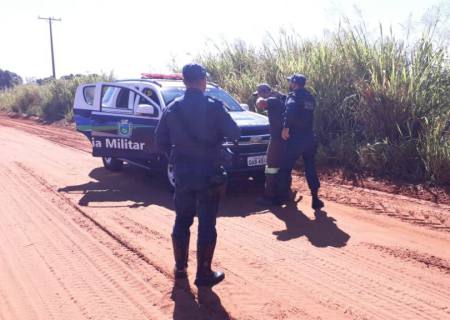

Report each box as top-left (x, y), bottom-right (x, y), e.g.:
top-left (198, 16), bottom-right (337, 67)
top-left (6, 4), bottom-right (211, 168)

top-left (155, 110), bottom-right (171, 155)
top-left (218, 105), bottom-right (240, 141)
top-left (283, 96), bottom-right (297, 128)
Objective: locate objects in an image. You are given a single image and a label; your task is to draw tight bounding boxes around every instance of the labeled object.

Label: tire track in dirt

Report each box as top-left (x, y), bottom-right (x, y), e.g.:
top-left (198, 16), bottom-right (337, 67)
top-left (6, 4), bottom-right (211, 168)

top-left (10, 161), bottom-right (239, 320)
top-left (215, 217), bottom-right (450, 320)
top-left (92, 214), bottom-right (328, 319)
top-left (229, 211), bottom-right (450, 293)
top-left (0, 165), bottom-right (172, 319)
top-left (106, 205), bottom-right (450, 319)
top-left (66, 183), bottom-right (450, 320)
top-left (14, 161), bottom-right (175, 280)
top-left (55, 174), bottom-right (450, 319)
top-left (48, 186), bottom-right (335, 319)
top-left (0, 170), bottom-right (89, 320)
top-left (91, 187), bottom-right (450, 320)
top-left (0, 115), bottom-right (91, 153)
top-left (11, 159), bottom-right (327, 319)
top-left (360, 242), bottom-right (450, 274)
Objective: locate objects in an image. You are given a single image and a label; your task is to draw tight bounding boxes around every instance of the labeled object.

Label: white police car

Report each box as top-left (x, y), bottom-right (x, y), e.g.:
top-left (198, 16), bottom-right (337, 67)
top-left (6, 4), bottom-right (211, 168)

top-left (73, 74), bottom-right (270, 188)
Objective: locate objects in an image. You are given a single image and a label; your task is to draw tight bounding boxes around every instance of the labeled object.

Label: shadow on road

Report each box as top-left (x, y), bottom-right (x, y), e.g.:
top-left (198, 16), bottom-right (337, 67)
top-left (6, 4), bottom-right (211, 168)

top-left (171, 279), bottom-right (230, 320)
top-left (271, 203), bottom-right (350, 248)
top-left (57, 166), bottom-right (265, 217)
top-left (58, 166), bottom-right (174, 209)
top-left (58, 166), bottom-right (350, 248)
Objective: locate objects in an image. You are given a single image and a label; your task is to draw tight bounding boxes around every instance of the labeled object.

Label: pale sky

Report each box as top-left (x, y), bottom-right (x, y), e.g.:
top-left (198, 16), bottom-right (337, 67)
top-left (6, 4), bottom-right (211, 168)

top-left (0, 0), bottom-right (443, 80)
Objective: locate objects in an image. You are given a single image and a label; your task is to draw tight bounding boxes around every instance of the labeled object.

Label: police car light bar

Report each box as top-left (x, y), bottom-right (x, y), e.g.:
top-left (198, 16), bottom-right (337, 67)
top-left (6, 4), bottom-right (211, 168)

top-left (141, 73), bottom-right (183, 80)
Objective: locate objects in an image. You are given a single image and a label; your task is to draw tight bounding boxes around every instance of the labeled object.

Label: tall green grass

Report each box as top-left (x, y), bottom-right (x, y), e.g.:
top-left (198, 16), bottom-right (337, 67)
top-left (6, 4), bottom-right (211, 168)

top-left (0, 73), bottom-right (113, 122)
top-left (199, 25), bottom-right (450, 185)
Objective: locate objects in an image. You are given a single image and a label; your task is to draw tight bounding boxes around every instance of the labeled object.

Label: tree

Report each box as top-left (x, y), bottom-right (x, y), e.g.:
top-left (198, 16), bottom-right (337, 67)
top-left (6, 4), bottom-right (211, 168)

top-left (0, 69), bottom-right (23, 89)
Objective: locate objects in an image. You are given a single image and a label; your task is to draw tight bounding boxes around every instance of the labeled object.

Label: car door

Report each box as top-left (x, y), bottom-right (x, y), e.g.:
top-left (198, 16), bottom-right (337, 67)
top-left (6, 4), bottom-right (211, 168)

top-left (90, 83), bottom-right (161, 160)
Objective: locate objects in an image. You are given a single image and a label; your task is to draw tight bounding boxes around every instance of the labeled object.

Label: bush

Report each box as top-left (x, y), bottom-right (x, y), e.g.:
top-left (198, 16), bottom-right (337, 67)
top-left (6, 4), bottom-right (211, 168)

top-left (0, 84), bottom-right (44, 116)
top-left (0, 73), bottom-right (114, 122)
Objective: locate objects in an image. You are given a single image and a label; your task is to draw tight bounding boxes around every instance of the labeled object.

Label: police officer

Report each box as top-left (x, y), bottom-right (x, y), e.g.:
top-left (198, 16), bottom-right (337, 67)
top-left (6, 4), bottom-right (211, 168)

top-left (253, 84), bottom-right (288, 206)
top-left (155, 63), bottom-right (240, 287)
top-left (278, 74), bottom-right (324, 210)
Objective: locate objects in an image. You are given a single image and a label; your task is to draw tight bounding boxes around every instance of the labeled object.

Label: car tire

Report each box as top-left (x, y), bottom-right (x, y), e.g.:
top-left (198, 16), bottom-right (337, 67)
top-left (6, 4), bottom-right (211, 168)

top-left (166, 162), bottom-right (176, 191)
top-left (102, 157), bottom-right (124, 171)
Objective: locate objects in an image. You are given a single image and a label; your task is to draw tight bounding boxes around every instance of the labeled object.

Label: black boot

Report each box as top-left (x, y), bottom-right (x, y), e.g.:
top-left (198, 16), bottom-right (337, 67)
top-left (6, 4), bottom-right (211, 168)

top-left (172, 235), bottom-right (190, 279)
top-left (311, 190), bottom-right (324, 210)
top-left (194, 241), bottom-right (225, 287)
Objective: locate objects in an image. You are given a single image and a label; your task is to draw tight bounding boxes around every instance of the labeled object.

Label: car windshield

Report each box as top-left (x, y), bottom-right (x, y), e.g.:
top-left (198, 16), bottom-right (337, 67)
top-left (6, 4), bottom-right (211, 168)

top-left (161, 86), bottom-right (243, 111)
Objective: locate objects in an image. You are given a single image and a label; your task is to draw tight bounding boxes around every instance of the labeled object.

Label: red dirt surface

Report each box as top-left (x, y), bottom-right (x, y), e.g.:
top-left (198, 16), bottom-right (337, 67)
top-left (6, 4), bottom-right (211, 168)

top-left (0, 114), bottom-right (449, 319)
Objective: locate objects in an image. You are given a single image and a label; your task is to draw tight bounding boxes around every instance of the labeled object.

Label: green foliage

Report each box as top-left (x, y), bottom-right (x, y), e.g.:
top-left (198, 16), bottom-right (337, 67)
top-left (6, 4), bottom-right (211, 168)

top-left (0, 69), bottom-right (23, 89)
top-left (0, 84), bottom-right (45, 115)
top-left (0, 73), bottom-right (114, 122)
top-left (198, 25), bottom-right (450, 185)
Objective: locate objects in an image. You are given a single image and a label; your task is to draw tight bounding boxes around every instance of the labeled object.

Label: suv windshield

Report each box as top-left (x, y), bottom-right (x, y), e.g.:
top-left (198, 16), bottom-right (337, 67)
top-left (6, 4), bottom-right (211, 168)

top-left (161, 86), bottom-right (243, 111)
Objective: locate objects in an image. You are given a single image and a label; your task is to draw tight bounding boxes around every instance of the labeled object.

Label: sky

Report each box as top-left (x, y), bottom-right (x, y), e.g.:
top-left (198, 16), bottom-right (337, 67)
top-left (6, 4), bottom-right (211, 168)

top-left (0, 0), bottom-right (445, 80)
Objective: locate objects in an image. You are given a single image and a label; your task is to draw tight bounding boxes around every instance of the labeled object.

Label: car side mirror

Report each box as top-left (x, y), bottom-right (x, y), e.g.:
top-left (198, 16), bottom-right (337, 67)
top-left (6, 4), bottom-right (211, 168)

top-left (136, 104), bottom-right (155, 116)
top-left (240, 103), bottom-right (249, 111)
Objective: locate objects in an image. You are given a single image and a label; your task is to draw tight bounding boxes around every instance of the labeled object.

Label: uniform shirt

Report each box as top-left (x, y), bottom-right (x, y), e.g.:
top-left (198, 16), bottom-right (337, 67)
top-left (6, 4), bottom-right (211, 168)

top-left (266, 93), bottom-right (286, 140)
top-left (283, 88), bottom-right (316, 135)
top-left (155, 88), bottom-right (240, 162)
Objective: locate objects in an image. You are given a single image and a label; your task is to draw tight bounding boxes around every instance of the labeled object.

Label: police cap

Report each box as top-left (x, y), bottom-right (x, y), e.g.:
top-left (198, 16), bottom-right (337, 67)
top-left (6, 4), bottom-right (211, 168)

top-left (252, 83), bottom-right (272, 96)
top-left (182, 63), bottom-right (207, 82)
top-left (287, 74), bottom-right (307, 85)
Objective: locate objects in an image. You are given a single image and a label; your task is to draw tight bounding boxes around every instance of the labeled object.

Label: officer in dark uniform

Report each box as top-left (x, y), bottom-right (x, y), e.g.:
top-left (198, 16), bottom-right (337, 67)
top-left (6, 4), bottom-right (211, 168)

top-left (155, 63), bottom-right (240, 287)
top-left (278, 74), bottom-right (324, 210)
top-left (252, 84), bottom-right (288, 205)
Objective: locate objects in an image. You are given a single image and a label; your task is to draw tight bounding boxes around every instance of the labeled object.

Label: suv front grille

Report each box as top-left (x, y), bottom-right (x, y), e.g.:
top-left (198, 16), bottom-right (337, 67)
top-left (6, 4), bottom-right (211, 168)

top-left (240, 125), bottom-right (270, 136)
top-left (227, 143), bottom-right (268, 154)
top-left (222, 124), bottom-right (270, 155)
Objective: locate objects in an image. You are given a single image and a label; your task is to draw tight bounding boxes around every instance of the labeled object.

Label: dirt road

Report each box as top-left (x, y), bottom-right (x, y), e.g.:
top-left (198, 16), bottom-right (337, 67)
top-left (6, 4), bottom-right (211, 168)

top-left (0, 116), bottom-right (449, 320)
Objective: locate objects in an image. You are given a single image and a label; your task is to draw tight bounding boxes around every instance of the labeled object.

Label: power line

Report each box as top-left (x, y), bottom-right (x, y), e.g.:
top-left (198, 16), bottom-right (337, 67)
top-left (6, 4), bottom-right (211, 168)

top-left (38, 16), bottom-right (61, 78)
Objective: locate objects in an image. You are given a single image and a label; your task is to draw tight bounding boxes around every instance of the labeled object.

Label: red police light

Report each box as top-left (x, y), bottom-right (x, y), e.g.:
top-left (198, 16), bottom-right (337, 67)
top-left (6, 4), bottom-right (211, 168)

top-left (141, 73), bottom-right (183, 80)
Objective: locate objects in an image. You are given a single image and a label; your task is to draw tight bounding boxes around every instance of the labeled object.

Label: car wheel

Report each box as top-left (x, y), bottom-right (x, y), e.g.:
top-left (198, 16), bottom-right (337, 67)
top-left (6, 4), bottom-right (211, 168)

top-left (102, 157), bottom-right (123, 171)
top-left (166, 162), bottom-right (176, 191)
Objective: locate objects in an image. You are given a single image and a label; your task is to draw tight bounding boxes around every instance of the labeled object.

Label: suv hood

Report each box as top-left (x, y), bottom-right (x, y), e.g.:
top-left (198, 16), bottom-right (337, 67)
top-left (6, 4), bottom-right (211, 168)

top-left (229, 111), bottom-right (269, 127)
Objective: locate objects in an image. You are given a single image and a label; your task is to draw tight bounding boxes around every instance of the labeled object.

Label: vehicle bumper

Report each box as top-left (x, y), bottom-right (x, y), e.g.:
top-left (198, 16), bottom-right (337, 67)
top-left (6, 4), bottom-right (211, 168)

top-left (223, 145), bottom-right (268, 173)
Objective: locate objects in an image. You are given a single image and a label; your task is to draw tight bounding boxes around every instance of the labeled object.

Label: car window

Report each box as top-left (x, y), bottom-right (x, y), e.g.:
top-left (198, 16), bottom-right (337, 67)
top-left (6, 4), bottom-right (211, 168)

top-left (101, 85), bottom-right (133, 111)
top-left (141, 88), bottom-right (160, 106)
top-left (161, 87), bottom-right (244, 111)
top-left (116, 88), bottom-right (130, 108)
top-left (132, 91), bottom-right (160, 117)
top-left (101, 86), bottom-right (115, 107)
top-left (83, 86), bottom-right (95, 105)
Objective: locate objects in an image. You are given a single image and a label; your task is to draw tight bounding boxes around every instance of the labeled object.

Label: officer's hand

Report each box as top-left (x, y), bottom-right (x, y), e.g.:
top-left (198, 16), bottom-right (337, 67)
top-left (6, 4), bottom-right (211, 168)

top-left (282, 128), bottom-right (290, 140)
top-left (256, 97), bottom-right (268, 111)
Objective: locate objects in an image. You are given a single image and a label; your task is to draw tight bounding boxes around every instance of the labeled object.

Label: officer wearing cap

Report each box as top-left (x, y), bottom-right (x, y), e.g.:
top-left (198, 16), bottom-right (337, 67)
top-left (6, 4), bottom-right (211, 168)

top-left (252, 84), bottom-right (287, 205)
top-left (278, 74), bottom-right (324, 210)
top-left (155, 63), bottom-right (240, 287)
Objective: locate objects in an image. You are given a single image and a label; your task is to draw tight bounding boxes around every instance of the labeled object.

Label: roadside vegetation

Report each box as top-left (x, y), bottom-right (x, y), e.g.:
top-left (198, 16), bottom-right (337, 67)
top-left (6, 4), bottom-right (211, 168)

top-left (0, 73), bottom-right (113, 122)
top-left (198, 21), bottom-right (450, 185)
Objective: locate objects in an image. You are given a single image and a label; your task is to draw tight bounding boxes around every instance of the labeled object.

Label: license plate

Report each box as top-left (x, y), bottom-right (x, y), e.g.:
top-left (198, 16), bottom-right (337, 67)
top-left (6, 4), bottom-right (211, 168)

top-left (247, 155), bottom-right (267, 167)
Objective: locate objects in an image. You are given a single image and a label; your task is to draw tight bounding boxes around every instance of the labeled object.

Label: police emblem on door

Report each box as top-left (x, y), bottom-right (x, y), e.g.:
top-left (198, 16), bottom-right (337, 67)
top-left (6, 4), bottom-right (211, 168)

top-left (118, 119), bottom-right (132, 137)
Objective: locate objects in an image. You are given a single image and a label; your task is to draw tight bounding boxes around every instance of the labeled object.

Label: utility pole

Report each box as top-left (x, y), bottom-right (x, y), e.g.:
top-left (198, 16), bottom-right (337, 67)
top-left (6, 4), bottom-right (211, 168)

top-left (38, 16), bottom-right (61, 78)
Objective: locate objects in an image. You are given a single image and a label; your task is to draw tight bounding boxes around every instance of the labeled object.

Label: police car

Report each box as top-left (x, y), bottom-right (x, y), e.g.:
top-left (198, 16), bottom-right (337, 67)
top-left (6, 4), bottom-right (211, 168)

top-left (73, 74), bottom-right (270, 188)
